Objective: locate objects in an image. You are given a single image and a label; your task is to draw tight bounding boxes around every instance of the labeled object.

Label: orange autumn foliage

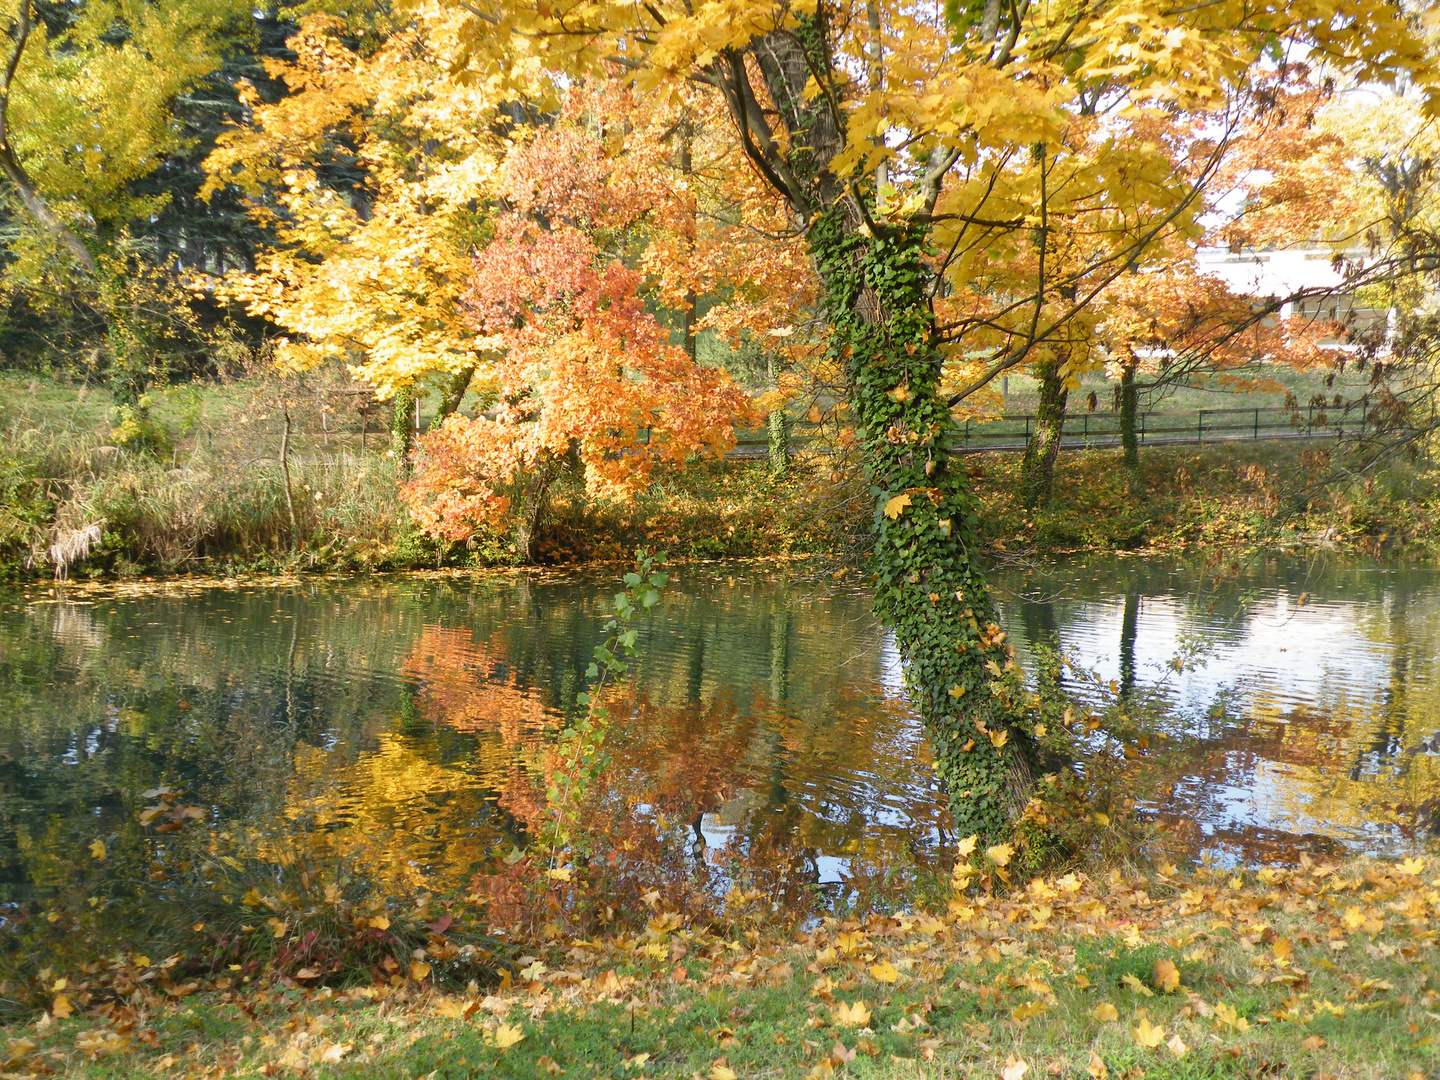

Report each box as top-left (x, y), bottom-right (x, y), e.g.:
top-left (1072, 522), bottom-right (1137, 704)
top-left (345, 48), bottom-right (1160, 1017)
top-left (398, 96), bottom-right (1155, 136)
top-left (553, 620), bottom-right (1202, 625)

top-left (401, 90), bottom-right (763, 544)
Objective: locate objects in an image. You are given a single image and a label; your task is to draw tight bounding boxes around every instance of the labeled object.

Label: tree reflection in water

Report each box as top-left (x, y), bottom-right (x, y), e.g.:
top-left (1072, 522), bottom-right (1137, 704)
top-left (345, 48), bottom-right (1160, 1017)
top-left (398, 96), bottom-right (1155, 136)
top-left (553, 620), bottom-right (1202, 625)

top-left (0, 557), bottom-right (1436, 930)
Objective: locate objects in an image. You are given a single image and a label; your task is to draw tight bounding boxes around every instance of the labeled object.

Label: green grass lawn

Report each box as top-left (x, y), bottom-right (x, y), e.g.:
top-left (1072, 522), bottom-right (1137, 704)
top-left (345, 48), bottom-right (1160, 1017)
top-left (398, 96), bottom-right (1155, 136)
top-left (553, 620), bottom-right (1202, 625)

top-left (10, 857), bottom-right (1437, 1079)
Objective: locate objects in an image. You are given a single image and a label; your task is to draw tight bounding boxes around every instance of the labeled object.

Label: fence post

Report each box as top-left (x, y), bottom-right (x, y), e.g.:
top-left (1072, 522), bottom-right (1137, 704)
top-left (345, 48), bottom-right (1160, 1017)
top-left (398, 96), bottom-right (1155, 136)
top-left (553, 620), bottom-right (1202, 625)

top-left (1197, 410), bottom-right (1204, 445)
top-left (1254, 408), bottom-right (1259, 439)
top-left (1140, 411), bottom-right (1145, 445)
top-left (1308, 403), bottom-right (1313, 435)
top-left (1025, 415), bottom-right (1030, 441)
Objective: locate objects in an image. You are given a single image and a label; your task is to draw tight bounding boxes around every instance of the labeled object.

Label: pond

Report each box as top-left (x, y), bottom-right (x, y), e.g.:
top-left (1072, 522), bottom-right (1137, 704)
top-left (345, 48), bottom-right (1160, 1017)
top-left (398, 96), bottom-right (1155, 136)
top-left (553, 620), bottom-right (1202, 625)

top-left (0, 555), bottom-right (1436, 915)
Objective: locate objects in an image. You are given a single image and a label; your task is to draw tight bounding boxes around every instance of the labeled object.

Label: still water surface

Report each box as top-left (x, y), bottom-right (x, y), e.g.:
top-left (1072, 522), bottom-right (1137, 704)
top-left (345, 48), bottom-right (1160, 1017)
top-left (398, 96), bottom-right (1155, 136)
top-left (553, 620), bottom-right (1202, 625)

top-left (0, 556), bottom-right (1436, 907)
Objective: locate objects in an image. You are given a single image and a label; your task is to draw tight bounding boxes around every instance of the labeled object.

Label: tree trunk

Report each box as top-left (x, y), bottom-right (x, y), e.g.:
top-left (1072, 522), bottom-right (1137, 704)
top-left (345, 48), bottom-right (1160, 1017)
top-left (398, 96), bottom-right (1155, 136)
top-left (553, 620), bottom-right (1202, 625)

top-left (429, 366), bottom-right (475, 432)
top-left (1019, 356), bottom-right (1067, 508)
top-left (677, 126), bottom-right (699, 361)
top-left (1118, 363), bottom-right (1143, 498)
top-left (390, 386), bottom-right (415, 471)
top-left (809, 212), bottom-right (1035, 841)
top-left (767, 407), bottom-right (789, 476)
top-left (512, 454), bottom-right (559, 562)
top-left (280, 408), bottom-right (298, 545)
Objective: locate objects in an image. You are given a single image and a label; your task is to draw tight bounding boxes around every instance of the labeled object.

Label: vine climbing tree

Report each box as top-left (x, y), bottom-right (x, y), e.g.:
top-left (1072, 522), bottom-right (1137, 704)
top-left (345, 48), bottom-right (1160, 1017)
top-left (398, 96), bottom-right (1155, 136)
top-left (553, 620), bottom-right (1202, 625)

top-left (412, 0), bottom-right (1437, 840)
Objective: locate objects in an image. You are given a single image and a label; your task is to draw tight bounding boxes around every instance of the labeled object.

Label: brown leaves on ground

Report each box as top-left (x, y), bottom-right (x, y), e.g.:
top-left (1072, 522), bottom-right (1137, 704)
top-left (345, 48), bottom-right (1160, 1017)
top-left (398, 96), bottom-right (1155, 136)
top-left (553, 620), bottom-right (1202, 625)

top-left (13, 854), bottom-right (1439, 1078)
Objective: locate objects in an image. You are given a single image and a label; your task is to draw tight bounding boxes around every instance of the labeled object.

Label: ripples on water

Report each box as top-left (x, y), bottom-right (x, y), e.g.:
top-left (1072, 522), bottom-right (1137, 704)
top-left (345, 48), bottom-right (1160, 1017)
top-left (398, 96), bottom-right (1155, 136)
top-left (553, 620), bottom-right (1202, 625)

top-left (0, 556), bottom-right (1435, 911)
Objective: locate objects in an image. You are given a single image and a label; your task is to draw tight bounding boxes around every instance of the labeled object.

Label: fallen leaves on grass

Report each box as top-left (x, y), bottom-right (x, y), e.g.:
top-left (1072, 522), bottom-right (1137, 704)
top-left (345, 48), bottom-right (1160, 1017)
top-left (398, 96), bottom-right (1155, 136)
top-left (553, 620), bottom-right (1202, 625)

top-left (1089, 1002), bottom-right (1119, 1023)
top-left (1133, 1016), bottom-right (1165, 1048)
top-left (831, 1000), bottom-right (871, 1027)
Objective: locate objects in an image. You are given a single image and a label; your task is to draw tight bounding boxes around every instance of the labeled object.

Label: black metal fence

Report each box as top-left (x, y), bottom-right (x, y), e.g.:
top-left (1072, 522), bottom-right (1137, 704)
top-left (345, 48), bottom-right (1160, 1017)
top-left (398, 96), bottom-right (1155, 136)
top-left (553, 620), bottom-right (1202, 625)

top-left (953, 405), bottom-right (1368, 453)
top-left (727, 404), bottom-right (1369, 458)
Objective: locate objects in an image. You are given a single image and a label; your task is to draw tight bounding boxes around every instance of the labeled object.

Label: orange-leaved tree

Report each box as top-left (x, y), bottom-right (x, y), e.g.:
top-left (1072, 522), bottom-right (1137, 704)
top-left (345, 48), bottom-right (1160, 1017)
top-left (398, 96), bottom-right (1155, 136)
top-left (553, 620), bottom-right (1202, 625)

top-left (401, 89), bottom-right (759, 559)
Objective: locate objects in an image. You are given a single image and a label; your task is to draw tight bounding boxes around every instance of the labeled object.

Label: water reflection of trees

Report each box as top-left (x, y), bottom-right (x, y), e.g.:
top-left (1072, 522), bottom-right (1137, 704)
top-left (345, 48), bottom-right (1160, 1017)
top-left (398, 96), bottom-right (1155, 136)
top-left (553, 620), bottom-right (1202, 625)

top-left (392, 608), bottom-right (953, 912)
top-left (3, 558), bottom-right (1436, 914)
top-left (996, 554), bottom-right (1440, 862)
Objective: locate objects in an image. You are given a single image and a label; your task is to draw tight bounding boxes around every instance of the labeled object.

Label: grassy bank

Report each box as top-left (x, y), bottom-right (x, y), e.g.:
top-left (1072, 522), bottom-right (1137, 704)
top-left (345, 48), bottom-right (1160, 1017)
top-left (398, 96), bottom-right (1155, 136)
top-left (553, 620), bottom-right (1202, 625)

top-left (6, 855), bottom-right (1436, 1078)
top-left (969, 441), bottom-right (1440, 558)
top-left (3, 370), bottom-right (1437, 580)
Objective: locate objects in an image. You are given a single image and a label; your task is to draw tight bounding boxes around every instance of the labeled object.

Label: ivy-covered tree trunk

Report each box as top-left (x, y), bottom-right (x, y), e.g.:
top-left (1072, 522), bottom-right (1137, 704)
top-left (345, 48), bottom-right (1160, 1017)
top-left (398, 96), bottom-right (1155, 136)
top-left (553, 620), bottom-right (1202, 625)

top-left (391, 386), bottom-right (416, 469)
top-left (428, 366), bottom-right (475, 433)
top-left (810, 212), bottom-right (1036, 840)
top-left (767, 408), bottom-right (789, 476)
top-left (1019, 356), bottom-right (1068, 508)
top-left (1117, 364), bottom-right (1143, 497)
top-left (512, 453), bottom-right (560, 563)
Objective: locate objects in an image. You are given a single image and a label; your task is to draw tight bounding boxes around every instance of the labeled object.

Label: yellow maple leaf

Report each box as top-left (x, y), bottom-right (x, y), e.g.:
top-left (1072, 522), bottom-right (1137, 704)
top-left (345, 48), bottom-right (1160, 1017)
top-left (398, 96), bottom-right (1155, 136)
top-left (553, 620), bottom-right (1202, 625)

top-left (1121, 973), bottom-right (1154, 997)
top-left (1001, 1055), bottom-right (1029, 1080)
top-left (88, 840), bottom-right (106, 861)
top-left (1272, 937), bottom-right (1294, 963)
top-left (988, 729), bottom-right (1009, 749)
top-left (410, 961), bottom-right (432, 982)
top-left (50, 995), bottom-right (72, 1020)
top-left (883, 493), bottom-right (912, 519)
top-left (832, 1000), bottom-right (871, 1027)
top-left (986, 843), bottom-right (1014, 868)
top-left (1012, 999), bottom-right (1047, 1021)
top-left (956, 834), bottom-right (978, 857)
top-left (868, 961), bottom-right (899, 984)
top-left (1153, 958), bottom-right (1180, 993)
top-left (1396, 857), bottom-right (1424, 875)
top-left (369, 915), bottom-right (390, 930)
top-left (1213, 1001), bottom-right (1250, 1032)
top-left (494, 1023), bottom-right (525, 1049)
top-left (948, 683), bottom-right (966, 699)
top-left (1133, 1017), bottom-right (1165, 1048)
top-left (1166, 1033), bottom-right (1188, 1059)
top-left (710, 1065), bottom-right (737, 1080)
top-left (1087, 1051), bottom-right (1109, 1079)
top-left (1090, 1002), bottom-right (1119, 1022)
